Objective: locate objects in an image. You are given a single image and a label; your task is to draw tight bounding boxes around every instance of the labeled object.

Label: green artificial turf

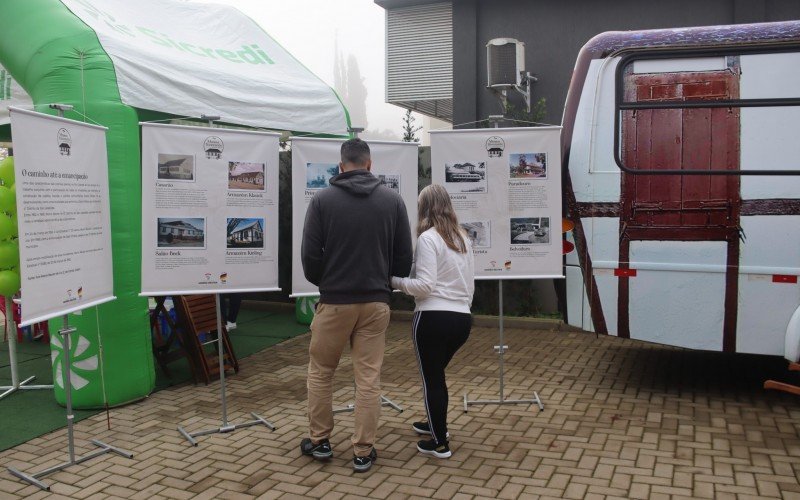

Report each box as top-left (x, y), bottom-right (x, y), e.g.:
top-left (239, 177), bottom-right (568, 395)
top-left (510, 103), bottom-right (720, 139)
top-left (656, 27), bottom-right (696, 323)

top-left (0, 307), bottom-right (308, 452)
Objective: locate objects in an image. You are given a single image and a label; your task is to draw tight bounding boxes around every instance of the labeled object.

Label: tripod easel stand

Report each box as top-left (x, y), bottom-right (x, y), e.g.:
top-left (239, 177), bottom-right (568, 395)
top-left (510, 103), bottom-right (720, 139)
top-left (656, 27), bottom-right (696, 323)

top-left (177, 293), bottom-right (276, 445)
top-left (463, 280), bottom-right (544, 412)
top-left (0, 296), bottom-right (53, 400)
top-left (8, 313), bottom-right (133, 491)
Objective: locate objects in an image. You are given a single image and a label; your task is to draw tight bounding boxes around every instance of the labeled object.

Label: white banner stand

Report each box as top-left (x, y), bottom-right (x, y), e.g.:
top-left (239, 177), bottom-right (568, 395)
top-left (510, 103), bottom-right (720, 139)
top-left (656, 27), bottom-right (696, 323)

top-left (140, 115), bottom-right (276, 445)
top-left (291, 130), bottom-right (418, 416)
top-left (0, 297), bottom-right (53, 401)
top-left (431, 115), bottom-right (562, 413)
top-left (6, 104), bottom-right (131, 491)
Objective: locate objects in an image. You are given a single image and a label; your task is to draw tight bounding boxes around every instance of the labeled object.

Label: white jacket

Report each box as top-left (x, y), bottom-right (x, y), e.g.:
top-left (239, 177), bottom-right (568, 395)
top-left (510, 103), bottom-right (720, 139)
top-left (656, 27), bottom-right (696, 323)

top-left (391, 228), bottom-right (475, 313)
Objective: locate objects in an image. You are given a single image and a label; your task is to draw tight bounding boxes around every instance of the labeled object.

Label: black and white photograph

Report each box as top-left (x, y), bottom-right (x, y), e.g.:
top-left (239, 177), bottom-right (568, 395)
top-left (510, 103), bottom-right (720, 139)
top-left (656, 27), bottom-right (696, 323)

top-left (157, 217), bottom-right (206, 248)
top-left (509, 153), bottom-right (547, 179)
top-left (227, 218), bottom-right (265, 249)
top-left (377, 174), bottom-right (401, 194)
top-left (306, 162), bottom-right (339, 189)
top-left (444, 161), bottom-right (487, 194)
top-left (157, 153), bottom-right (195, 181)
top-left (460, 220), bottom-right (491, 248)
top-left (228, 161), bottom-right (266, 190)
top-left (510, 217), bottom-right (550, 244)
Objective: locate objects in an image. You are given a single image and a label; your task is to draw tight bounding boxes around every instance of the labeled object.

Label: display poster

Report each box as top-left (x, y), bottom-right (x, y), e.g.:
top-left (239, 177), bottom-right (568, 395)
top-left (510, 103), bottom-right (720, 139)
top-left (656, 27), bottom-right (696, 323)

top-left (291, 138), bottom-right (419, 297)
top-left (10, 108), bottom-right (115, 326)
top-left (141, 123), bottom-right (280, 295)
top-left (430, 127), bottom-right (563, 280)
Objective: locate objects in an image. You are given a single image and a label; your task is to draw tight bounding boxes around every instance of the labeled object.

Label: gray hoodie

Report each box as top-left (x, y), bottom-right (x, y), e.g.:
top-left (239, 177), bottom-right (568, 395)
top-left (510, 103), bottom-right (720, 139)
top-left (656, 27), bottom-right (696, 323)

top-left (301, 169), bottom-right (413, 304)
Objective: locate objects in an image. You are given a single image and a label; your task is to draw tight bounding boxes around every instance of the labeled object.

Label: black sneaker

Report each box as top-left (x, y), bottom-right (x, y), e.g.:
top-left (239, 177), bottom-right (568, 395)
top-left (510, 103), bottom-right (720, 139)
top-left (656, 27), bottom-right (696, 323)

top-left (353, 448), bottom-right (377, 473)
top-left (300, 438), bottom-right (333, 460)
top-left (417, 439), bottom-right (452, 458)
top-left (411, 421), bottom-right (449, 439)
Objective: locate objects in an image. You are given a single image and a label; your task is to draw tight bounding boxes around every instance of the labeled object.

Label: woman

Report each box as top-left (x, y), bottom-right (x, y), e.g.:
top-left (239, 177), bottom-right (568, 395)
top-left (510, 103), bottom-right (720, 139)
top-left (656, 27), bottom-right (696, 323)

top-left (392, 184), bottom-right (475, 459)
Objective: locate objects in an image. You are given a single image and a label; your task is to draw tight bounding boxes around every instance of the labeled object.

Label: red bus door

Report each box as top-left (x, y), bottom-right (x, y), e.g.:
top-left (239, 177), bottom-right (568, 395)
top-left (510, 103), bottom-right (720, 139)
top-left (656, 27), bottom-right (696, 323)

top-left (620, 68), bottom-right (741, 351)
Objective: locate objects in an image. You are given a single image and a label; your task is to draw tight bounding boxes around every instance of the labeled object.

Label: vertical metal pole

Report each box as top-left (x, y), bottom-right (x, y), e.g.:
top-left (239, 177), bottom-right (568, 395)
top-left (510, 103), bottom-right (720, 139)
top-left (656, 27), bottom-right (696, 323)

top-left (493, 117), bottom-right (505, 403)
top-left (61, 316), bottom-right (75, 464)
top-left (498, 281), bottom-right (505, 402)
top-left (6, 296), bottom-right (19, 387)
top-left (215, 294), bottom-right (228, 427)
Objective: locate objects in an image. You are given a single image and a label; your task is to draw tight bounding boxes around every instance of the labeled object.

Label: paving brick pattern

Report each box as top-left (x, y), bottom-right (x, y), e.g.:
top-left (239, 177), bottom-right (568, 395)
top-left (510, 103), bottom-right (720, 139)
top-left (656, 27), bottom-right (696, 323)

top-left (1, 320), bottom-right (798, 499)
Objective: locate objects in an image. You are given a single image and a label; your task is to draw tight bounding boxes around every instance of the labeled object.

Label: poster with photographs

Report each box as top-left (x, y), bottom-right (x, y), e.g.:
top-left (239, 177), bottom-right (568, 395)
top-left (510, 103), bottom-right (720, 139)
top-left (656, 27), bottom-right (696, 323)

top-left (431, 127), bottom-right (563, 280)
top-left (291, 137), bottom-right (419, 296)
top-left (141, 123), bottom-right (280, 295)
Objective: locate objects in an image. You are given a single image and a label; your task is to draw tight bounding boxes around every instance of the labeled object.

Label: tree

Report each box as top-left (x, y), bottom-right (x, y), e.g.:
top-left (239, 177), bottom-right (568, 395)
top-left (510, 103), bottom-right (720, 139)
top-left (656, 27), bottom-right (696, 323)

top-left (401, 109), bottom-right (422, 143)
top-left (333, 41), bottom-right (368, 130)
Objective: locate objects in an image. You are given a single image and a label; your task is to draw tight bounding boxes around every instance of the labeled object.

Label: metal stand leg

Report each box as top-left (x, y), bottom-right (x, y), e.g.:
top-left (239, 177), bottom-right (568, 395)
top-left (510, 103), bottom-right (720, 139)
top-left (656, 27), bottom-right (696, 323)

top-left (332, 377), bottom-right (403, 414)
top-left (463, 281), bottom-right (545, 412)
top-left (333, 393), bottom-right (404, 414)
top-left (6, 318), bottom-right (134, 491)
top-left (178, 293), bottom-right (275, 446)
top-left (1, 296), bottom-right (53, 401)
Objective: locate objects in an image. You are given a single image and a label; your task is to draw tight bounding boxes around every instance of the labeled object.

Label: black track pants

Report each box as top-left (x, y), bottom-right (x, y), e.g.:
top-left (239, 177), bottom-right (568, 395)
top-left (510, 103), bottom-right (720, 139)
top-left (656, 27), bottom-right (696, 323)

top-left (412, 310), bottom-right (472, 445)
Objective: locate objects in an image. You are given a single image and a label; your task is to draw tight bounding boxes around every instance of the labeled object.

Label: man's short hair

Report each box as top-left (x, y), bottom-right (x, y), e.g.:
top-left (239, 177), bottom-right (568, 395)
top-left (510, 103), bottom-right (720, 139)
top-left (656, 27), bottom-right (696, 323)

top-left (341, 138), bottom-right (371, 166)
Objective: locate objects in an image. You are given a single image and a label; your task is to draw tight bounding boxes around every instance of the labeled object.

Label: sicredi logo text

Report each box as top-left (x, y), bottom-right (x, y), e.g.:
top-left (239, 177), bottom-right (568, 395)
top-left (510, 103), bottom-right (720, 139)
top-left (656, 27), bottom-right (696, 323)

top-left (71, 0), bottom-right (275, 65)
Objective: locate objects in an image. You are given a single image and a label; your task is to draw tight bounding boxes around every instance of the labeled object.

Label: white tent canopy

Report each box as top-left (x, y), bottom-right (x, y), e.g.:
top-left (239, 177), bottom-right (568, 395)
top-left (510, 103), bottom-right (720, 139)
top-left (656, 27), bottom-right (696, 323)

top-left (53, 0), bottom-right (349, 136)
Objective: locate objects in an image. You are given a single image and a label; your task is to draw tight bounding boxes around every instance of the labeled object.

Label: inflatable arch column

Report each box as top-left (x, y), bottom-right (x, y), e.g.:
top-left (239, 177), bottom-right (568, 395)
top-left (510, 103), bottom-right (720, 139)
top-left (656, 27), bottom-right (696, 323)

top-left (0, 0), bottom-right (154, 407)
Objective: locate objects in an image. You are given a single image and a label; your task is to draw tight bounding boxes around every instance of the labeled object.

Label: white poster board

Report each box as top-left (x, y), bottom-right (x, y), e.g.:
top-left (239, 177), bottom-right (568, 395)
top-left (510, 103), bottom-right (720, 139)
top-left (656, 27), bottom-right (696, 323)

top-left (141, 123), bottom-right (280, 295)
top-left (430, 127), bottom-right (563, 280)
top-left (10, 108), bottom-right (115, 326)
top-left (291, 138), bottom-right (419, 297)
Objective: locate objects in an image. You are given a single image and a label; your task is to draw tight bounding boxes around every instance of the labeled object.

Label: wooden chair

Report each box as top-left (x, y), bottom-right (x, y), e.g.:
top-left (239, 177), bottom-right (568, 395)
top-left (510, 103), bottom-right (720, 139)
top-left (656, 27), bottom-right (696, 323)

top-left (764, 362), bottom-right (800, 396)
top-left (173, 295), bottom-right (239, 385)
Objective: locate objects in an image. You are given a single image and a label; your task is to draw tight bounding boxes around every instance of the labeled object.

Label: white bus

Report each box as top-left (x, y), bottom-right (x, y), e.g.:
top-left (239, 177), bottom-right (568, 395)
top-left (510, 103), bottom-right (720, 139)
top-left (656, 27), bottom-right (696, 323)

top-left (562, 21), bottom-right (800, 365)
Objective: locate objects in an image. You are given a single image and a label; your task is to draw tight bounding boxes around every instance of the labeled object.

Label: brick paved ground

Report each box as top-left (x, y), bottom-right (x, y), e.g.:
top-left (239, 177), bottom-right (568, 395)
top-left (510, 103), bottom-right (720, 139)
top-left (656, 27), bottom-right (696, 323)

top-left (1, 319), bottom-right (799, 499)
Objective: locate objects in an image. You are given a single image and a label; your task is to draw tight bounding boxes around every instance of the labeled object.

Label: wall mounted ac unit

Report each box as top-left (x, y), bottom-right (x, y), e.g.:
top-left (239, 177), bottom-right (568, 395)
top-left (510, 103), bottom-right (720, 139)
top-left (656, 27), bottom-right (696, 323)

top-left (486, 38), bottom-right (535, 113)
top-left (487, 38), bottom-right (525, 88)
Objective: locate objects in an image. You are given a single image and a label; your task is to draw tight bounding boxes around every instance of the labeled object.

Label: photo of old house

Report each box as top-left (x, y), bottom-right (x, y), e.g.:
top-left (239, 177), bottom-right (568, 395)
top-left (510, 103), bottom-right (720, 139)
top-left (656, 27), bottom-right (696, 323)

top-left (306, 163), bottom-right (339, 189)
top-left (157, 218), bottom-right (205, 248)
top-left (228, 161), bottom-right (265, 190)
top-left (157, 154), bottom-right (195, 181)
top-left (227, 218), bottom-right (264, 248)
top-left (509, 153), bottom-right (547, 179)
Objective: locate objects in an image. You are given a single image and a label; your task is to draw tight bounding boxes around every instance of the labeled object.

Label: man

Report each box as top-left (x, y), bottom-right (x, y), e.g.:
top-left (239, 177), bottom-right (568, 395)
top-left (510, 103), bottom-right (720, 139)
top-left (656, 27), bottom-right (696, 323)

top-left (300, 138), bottom-right (413, 472)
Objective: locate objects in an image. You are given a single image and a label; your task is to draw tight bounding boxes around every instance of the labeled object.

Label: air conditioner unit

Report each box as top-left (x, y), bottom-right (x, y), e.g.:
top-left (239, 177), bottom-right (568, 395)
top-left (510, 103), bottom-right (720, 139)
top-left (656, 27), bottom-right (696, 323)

top-left (487, 38), bottom-right (525, 88)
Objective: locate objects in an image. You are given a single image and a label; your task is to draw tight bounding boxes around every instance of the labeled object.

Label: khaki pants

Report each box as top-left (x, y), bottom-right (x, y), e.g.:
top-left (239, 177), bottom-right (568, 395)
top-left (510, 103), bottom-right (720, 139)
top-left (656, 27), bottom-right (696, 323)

top-left (307, 302), bottom-right (390, 457)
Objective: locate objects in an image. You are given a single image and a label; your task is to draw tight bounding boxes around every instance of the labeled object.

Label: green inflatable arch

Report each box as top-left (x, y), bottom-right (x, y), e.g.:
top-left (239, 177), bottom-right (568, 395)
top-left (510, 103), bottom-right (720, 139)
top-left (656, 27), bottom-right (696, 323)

top-left (0, 0), bottom-right (151, 407)
top-left (0, 0), bottom-right (349, 408)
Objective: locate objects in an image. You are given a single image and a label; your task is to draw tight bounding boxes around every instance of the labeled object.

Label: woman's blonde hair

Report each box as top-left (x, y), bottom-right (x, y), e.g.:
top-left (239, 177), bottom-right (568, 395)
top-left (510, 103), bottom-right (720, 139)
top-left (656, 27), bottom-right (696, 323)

top-left (417, 184), bottom-right (467, 253)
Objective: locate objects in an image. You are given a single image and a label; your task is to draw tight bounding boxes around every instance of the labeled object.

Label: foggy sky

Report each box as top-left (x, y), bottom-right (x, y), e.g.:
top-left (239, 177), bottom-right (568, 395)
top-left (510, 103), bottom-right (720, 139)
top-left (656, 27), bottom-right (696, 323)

top-left (199, 0), bottom-right (406, 139)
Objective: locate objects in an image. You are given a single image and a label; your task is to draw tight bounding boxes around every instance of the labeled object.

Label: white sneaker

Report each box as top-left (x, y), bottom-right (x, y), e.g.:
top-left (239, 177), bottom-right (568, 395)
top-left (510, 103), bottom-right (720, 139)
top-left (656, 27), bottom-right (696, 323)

top-left (226, 321), bottom-right (237, 331)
